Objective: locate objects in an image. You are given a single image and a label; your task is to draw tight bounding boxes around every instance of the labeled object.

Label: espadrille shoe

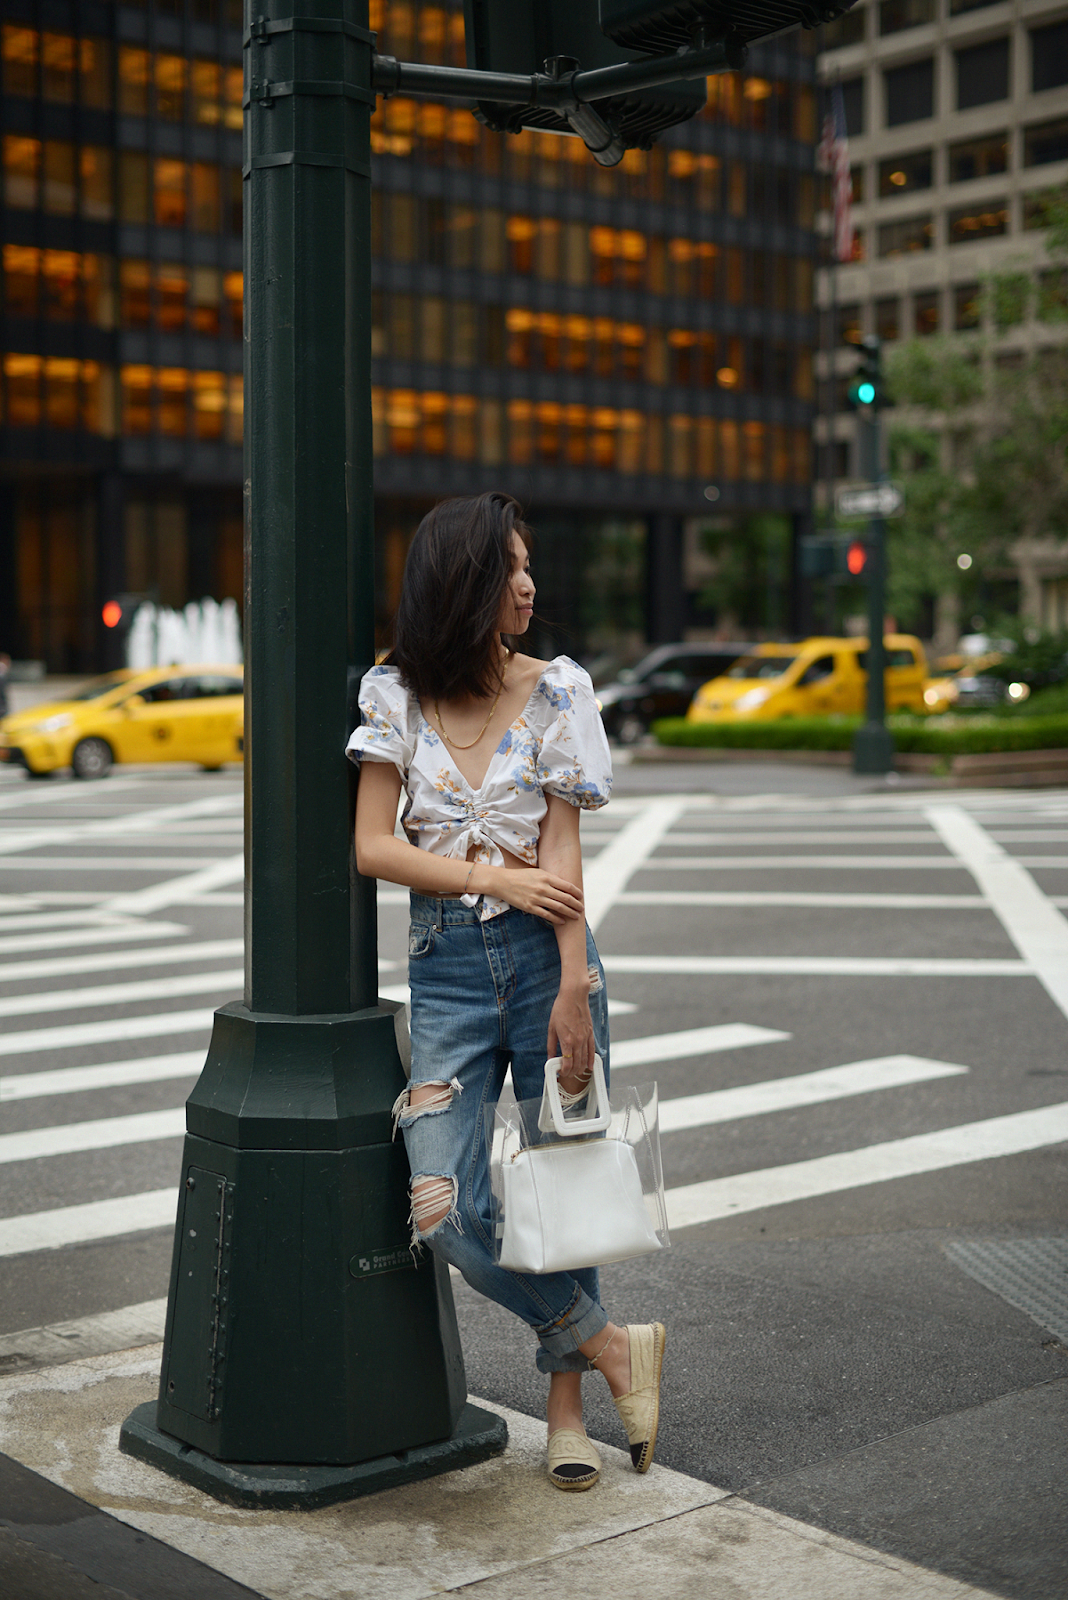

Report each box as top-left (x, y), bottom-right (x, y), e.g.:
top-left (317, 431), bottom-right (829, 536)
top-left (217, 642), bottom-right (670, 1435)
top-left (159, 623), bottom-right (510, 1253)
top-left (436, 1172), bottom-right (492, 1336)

top-left (547, 1427), bottom-right (601, 1491)
top-left (610, 1323), bottom-right (666, 1473)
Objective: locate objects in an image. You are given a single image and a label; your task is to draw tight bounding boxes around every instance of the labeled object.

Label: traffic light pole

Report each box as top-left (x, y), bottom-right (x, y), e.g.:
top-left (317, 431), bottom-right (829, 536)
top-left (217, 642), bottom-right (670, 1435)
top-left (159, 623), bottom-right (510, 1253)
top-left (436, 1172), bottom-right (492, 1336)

top-left (119, 0), bottom-right (505, 1509)
top-left (851, 340), bottom-right (894, 776)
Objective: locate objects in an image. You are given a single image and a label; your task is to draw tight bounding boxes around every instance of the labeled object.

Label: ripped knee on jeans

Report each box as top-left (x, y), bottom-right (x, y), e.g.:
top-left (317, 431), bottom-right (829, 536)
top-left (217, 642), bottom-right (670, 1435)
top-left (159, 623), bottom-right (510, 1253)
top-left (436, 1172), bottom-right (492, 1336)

top-left (390, 1077), bottom-right (462, 1139)
top-left (587, 964), bottom-right (603, 994)
top-left (409, 1174), bottom-right (460, 1246)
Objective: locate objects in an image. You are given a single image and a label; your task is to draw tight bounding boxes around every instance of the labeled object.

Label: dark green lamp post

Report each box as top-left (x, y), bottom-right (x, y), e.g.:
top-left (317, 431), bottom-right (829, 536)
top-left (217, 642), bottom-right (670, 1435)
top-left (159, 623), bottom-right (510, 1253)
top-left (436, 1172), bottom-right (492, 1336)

top-left (119, 0), bottom-right (504, 1508)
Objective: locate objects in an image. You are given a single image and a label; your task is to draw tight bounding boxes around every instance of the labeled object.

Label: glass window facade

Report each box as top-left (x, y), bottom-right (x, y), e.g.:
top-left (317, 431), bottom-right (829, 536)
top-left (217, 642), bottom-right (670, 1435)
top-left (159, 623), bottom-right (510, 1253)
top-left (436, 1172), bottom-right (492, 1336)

top-left (2, 0), bottom-right (817, 669)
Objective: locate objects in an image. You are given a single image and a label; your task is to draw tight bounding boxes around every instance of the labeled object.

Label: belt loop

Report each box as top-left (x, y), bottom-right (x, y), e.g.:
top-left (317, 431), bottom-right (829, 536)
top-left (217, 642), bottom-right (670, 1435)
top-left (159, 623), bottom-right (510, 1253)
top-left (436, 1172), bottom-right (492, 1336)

top-left (435, 898), bottom-right (443, 932)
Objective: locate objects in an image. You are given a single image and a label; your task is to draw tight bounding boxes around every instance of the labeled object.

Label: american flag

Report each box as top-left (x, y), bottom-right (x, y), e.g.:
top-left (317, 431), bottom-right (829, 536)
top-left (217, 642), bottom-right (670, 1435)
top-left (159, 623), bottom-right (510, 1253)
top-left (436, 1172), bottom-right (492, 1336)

top-left (817, 82), bottom-right (854, 265)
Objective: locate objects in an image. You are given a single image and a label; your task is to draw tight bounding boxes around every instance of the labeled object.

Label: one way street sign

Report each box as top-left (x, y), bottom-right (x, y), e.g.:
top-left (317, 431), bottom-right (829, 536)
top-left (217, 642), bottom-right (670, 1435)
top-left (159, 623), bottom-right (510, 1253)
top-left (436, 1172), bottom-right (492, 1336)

top-left (835, 482), bottom-right (905, 519)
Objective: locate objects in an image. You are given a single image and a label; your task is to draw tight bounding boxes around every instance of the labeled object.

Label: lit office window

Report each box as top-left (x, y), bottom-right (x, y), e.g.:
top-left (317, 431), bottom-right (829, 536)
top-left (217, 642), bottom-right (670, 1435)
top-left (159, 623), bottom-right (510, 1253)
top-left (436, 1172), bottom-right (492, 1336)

top-left (158, 264), bottom-right (188, 332)
top-left (2, 25), bottom-right (37, 96)
top-left (948, 202), bottom-right (1007, 244)
top-left (191, 164), bottom-right (220, 231)
top-left (122, 365), bottom-right (153, 433)
top-left (879, 150), bottom-right (932, 196)
top-left (224, 273), bottom-right (243, 339)
top-left (507, 399), bottom-right (534, 465)
top-left (155, 159), bottom-right (187, 228)
top-left (4, 354), bottom-right (43, 426)
top-left (227, 375), bottom-right (243, 444)
top-left (41, 251), bottom-right (80, 320)
top-left (41, 32), bottom-right (77, 102)
top-left (193, 60), bottom-right (222, 125)
top-left (120, 261), bottom-right (152, 328)
top-left (155, 54), bottom-right (188, 121)
top-left (224, 66), bottom-right (242, 129)
top-left (43, 142), bottom-right (76, 215)
top-left (80, 147), bottom-right (113, 219)
top-left (119, 47), bottom-right (151, 116)
top-left (3, 354), bottom-right (111, 432)
top-left (158, 369), bottom-right (188, 436)
top-left (80, 39), bottom-right (112, 109)
top-left (193, 371), bottom-right (226, 439)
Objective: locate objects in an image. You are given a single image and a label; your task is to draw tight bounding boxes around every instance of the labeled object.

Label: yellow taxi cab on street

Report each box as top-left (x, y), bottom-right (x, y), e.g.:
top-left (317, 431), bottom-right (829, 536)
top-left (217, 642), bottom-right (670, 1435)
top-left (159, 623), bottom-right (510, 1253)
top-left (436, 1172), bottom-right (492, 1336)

top-left (0, 665), bottom-right (244, 779)
top-left (687, 635), bottom-right (929, 722)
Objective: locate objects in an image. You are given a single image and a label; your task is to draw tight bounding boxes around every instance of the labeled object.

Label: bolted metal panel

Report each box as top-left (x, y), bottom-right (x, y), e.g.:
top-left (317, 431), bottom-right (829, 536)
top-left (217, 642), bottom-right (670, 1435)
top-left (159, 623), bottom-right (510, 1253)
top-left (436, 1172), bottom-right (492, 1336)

top-left (161, 1169), bottom-right (234, 1424)
top-left (155, 1133), bottom-right (467, 1465)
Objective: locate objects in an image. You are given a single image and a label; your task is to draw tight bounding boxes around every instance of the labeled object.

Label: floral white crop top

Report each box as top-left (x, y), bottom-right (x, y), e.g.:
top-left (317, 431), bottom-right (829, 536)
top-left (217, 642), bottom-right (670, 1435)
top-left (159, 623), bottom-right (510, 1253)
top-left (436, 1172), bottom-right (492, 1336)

top-left (346, 655), bottom-right (613, 921)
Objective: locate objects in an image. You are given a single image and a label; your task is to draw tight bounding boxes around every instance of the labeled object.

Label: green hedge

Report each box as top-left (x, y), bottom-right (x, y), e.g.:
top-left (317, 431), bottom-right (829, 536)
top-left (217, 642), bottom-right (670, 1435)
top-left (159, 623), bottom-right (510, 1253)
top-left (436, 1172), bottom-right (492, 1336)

top-left (652, 714), bottom-right (1068, 756)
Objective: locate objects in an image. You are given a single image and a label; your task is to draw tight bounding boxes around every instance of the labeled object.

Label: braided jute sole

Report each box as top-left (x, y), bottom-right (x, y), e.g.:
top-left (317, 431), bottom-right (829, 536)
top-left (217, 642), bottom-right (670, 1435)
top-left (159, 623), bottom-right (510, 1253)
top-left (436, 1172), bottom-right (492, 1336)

top-left (612, 1323), bottom-right (666, 1473)
top-left (547, 1427), bottom-right (601, 1491)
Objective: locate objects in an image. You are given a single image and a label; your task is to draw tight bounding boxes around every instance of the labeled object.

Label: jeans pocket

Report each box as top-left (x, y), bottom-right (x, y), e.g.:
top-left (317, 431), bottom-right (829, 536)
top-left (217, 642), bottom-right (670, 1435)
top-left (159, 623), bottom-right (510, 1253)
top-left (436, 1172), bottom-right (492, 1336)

top-left (408, 922), bottom-right (435, 959)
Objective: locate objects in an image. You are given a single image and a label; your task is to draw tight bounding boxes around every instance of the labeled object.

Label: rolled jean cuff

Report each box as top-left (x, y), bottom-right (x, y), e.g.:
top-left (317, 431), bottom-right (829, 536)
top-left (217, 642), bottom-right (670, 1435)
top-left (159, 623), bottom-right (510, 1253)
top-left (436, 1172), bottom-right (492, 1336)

top-left (533, 1287), bottom-right (607, 1373)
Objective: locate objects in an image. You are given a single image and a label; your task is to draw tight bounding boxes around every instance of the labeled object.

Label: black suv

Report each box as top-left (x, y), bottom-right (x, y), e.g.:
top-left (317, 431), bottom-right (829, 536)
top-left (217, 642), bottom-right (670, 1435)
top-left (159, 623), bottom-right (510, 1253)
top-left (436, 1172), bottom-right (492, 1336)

top-left (596, 642), bottom-right (756, 744)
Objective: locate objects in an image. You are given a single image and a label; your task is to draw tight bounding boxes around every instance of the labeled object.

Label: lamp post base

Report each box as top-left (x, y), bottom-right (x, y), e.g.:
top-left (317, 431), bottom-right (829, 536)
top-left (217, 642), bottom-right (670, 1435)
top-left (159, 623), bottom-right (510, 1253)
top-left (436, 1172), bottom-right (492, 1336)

top-left (119, 1401), bottom-right (507, 1511)
top-left (853, 723), bottom-right (895, 775)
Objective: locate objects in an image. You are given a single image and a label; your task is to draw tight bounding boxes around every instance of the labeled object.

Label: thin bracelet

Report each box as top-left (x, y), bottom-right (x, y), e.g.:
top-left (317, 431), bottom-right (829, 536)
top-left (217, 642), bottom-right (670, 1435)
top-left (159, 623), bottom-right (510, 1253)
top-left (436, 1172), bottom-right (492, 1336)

top-left (462, 863), bottom-right (476, 895)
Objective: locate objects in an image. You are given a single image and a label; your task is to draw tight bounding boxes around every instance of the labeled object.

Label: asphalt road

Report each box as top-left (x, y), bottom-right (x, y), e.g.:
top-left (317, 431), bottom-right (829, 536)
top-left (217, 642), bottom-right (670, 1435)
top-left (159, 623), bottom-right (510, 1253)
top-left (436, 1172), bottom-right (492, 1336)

top-left (0, 758), bottom-right (1066, 1600)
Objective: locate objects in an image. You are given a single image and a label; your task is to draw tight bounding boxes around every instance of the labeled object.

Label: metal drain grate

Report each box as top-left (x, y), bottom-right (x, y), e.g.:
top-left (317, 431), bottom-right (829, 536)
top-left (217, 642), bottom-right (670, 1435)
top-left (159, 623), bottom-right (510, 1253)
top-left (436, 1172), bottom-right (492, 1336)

top-left (945, 1238), bottom-right (1068, 1344)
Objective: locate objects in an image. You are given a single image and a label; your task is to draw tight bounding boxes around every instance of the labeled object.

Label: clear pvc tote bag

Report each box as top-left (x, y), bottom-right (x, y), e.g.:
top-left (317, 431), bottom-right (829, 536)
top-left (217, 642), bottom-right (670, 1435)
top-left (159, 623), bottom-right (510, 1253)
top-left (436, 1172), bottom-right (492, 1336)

top-left (489, 1056), bottom-right (669, 1275)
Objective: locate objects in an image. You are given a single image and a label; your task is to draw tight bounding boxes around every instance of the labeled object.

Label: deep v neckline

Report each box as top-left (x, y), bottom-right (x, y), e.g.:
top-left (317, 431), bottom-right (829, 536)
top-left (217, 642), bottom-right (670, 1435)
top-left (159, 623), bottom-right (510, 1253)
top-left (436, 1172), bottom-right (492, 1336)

top-left (421, 671), bottom-right (547, 796)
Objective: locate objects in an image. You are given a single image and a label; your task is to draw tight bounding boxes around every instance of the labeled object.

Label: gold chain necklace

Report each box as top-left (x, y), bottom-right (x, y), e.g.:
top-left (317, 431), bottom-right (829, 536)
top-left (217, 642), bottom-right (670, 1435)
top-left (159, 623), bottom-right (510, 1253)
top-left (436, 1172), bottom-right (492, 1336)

top-left (434, 654), bottom-right (511, 750)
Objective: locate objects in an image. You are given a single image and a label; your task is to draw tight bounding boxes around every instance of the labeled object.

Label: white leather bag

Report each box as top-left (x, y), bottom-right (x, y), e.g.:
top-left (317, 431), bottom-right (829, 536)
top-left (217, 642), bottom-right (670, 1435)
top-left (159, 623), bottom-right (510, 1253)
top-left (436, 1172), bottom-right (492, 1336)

top-left (496, 1056), bottom-right (665, 1275)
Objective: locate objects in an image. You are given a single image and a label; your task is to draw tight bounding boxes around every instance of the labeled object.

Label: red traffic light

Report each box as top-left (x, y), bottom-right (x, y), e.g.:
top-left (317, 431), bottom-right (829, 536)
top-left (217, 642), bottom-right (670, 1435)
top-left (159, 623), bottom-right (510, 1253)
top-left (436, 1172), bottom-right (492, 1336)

top-left (846, 540), bottom-right (867, 576)
top-left (102, 600), bottom-right (123, 628)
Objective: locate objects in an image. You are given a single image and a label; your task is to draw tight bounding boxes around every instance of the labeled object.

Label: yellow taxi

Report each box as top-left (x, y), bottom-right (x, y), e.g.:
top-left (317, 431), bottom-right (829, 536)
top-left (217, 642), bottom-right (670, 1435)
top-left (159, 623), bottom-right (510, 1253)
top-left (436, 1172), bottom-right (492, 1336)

top-left (0, 665), bottom-right (244, 779)
top-left (687, 635), bottom-right (929, 722)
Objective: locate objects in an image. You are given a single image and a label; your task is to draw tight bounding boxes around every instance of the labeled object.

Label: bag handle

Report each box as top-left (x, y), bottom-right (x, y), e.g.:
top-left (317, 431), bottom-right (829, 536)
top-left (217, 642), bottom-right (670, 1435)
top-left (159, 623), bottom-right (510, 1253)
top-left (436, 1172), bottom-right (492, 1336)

top-left (541, 1054), bottom-right (611, 1136)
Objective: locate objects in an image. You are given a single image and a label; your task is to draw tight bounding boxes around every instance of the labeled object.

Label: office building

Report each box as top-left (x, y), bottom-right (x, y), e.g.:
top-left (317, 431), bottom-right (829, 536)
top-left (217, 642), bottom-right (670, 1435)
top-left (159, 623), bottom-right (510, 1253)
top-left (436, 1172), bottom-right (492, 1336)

top-left (2, 0), bottom-right (820, 672)
top-left (815, 0), bottom-right (1068, 632)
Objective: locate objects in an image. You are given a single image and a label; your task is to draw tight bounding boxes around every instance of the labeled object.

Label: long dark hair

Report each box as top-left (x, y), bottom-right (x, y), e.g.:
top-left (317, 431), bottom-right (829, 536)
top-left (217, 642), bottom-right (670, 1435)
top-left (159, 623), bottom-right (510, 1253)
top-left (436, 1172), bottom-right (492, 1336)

top-left (390, 492), bottom-right (530, 702)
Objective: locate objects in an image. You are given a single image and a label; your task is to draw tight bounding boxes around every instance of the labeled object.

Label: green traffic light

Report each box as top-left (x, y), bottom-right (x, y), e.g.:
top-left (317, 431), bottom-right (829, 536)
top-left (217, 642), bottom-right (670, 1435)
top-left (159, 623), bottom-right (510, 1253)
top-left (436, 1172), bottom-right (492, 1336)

top-left (857, 381), bottom-right (876, 404)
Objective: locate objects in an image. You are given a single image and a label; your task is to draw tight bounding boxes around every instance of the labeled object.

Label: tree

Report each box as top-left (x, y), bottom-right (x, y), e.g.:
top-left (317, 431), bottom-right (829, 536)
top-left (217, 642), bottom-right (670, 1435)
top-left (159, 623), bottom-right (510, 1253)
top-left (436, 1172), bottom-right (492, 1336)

top-left (883, 185), bottom-right (1068, 644)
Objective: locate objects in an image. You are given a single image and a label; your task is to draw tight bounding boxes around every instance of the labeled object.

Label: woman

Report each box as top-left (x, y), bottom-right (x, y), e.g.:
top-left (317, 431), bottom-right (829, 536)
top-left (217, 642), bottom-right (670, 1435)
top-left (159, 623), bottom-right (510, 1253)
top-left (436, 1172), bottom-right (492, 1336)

top-left (350, 492), bottom-right (665, 1492)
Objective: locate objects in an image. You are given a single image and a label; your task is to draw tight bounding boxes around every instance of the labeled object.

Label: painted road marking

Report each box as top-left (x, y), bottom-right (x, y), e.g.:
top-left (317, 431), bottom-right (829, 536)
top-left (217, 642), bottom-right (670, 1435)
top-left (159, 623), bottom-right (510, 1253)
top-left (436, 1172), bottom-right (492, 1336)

top-left (0, 1108), bottom-right (185, 1165)
top-left (602, 954), bottom-right (1029, 977)
top-left (102, 854), bottom-right (244, 915)
top-left (612, 1023), bottom-right (790, 1069)
top-left (583, 798), bottom-right (690, 932)
top-left (0, 919), bottom-right (188, 956)
top-left (659, 832), bottom-right (941, 846)
top-left (615, 891), bottom-right (988, 910)
top-left (0, 1007), bottom-right (215, 1058)
top-left (0, 967), bottom-right (245, 1020)
top-left (378, 982), bottom-right (637, 1016)
top-left (657, 1056), bottom-right (968, 1131)
top-left (927, 804), bottom-right (1068, 1025)
top-left (0, 792), bottom-right (241, 857)
top-left (667, 1102), bottom-right (1068, 1228)
top-left (1, 1051), bottom-right (205, 1102)
top-left (638, 856), bottom-right (978, 872)
top-left (0, 940), bottom-right (395, 985)
top-left (6, 1097), bottom-right (1066, 1258)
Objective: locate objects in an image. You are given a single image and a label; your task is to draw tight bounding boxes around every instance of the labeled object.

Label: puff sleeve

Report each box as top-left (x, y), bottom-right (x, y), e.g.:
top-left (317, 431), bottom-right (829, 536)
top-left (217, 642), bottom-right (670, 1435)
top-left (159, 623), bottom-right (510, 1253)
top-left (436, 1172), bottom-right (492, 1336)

top-left (534, 658), bottom-right (613, 810)
top-left (345, 666), bottom-right (416, 776)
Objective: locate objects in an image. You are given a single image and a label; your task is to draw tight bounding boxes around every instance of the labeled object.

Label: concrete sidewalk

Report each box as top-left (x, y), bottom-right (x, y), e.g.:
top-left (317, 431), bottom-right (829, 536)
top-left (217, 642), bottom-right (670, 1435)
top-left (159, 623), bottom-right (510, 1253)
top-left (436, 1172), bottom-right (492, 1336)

top-left (0, 1333), bottom-right (998, 1600)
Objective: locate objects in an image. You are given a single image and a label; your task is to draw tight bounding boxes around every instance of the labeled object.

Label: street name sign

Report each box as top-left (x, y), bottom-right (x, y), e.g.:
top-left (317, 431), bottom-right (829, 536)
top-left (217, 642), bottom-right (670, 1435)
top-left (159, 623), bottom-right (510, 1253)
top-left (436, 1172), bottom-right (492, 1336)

top-left (835, 482), bottom-right (904, 519)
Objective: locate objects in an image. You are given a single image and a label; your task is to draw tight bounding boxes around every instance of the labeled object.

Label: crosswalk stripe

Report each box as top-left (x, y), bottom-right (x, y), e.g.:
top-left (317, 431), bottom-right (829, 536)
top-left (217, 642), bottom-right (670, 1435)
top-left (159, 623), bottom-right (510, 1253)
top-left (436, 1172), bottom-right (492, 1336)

top-left (657, 1056), bottom-right (968, 1131)
top-left (0, 966), bottom-right (244, 1020)
top-left (0, 1190), bottom-right (178, 1257)
top-left (0, 937), bottom-right (242, 984)
top-left (0, 919), bottom-right (188, 956)
top-left (5, 1097), bottom-right (1065, 1258)
top-left (0, 856), bottom-right (229, 872)
top-left (639, 856), bottom-right (975, 871)
top-left (0, 793), bottom-right (241, 857)
top-left (615, 892), bottom-right (988, 910)
top-left (927, 804), bottom-right (1068, 1025)
top-left (0, 940), bottom-right (396, 984)
top-left (612, 1023), bottom-right (790, 1068)
top-left (102, 854), bottom-right (244, 915)
top-left (583, 798), bottom-right (690, 932)
top-left (661, 832), bottom-right (940, 846)
top-left (666, 1102), bottom-right (1068, 1229)
top-left (1, 1051), bottom-right (204, 1102)
top-left (0, 1108), bottom-right (185, 1165)
top-left (0, 1007), bottom-right (215, 1058)
top-left (602, 955), bottom-right (1030, 977)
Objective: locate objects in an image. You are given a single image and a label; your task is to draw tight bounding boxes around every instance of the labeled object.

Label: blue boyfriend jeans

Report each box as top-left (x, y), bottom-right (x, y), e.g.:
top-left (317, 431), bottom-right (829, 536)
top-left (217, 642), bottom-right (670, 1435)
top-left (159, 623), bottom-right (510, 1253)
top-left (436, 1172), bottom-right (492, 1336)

top-left (396, 892), bottom-right (611, 1374)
